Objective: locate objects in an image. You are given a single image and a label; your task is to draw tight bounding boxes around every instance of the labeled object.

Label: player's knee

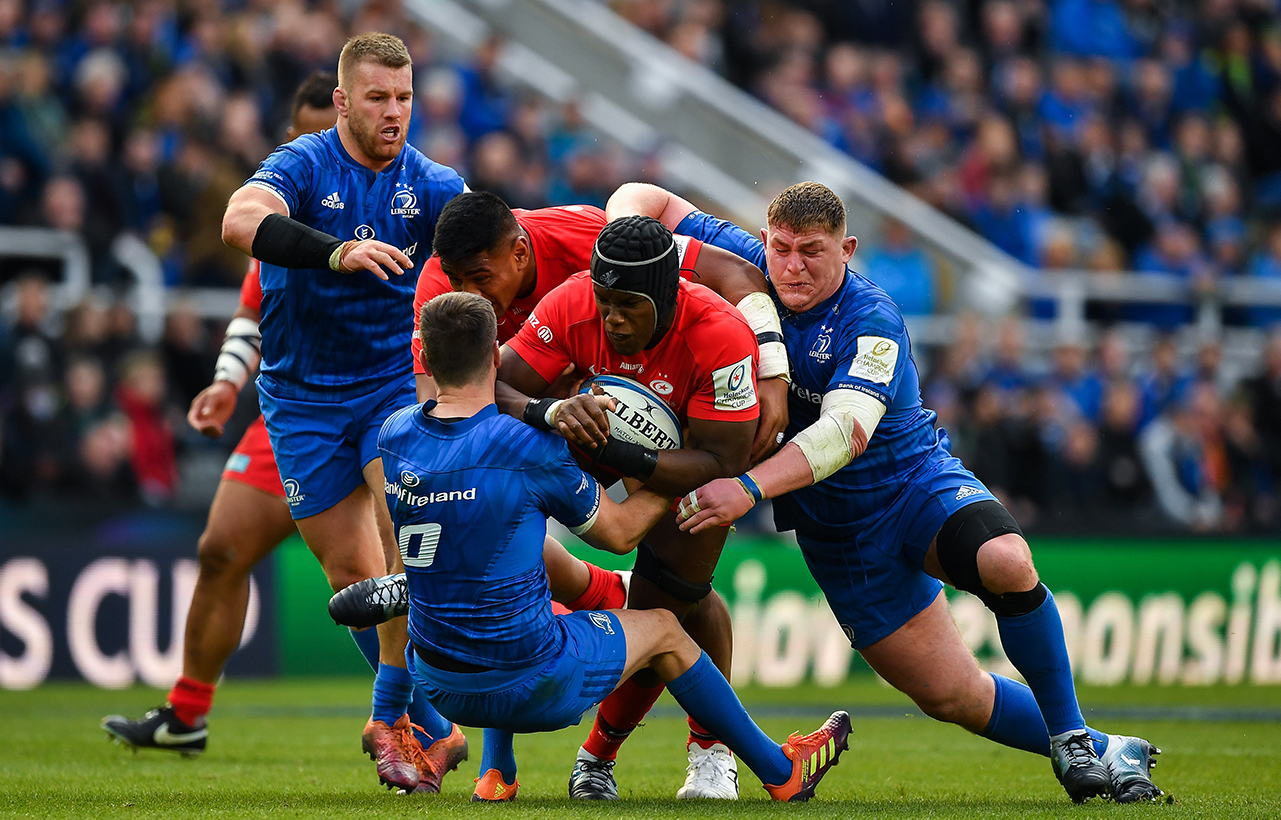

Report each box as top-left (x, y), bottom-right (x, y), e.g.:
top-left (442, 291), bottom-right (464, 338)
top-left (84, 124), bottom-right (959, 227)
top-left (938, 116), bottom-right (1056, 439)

top-left (631, 542), bottom-right (712, 618)
top-left (976, 533), bottom-right (1038, 595)
top-left (324, 563), bottom-right (373, 594)
top-left (935, 501), bottom-right (1045, 615)
top-left (913, 683), bottom-right (985, 728)
top-left (196, 528), bottom-right (250, 578)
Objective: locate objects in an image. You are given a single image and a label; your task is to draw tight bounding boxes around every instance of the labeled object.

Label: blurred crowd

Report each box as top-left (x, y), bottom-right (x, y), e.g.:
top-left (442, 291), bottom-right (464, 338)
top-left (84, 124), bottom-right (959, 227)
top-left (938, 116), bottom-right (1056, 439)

top-left (921, 317), bottom-right (1281, 532)
top-left (0, 0), bottom-right (646, 288)
top-left (0, 272), bottom-right (216, 506)
top-left (630, 0), bottom-right (1281, 322)
top-left (2, 0), bottom-right (1280, 533)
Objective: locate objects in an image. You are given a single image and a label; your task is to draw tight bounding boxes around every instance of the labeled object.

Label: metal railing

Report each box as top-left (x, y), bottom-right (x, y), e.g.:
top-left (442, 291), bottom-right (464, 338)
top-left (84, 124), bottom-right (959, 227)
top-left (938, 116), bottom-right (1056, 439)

top-left (404, 0), bottom-right (1032, 315)
top-left (0, 227), bottom-right (166, 343)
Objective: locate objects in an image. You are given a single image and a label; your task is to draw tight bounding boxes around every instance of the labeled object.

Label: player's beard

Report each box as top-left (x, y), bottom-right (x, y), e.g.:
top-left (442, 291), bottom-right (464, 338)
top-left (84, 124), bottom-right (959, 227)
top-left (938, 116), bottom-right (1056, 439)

top-left (348, 111), bottom-right (405, 165)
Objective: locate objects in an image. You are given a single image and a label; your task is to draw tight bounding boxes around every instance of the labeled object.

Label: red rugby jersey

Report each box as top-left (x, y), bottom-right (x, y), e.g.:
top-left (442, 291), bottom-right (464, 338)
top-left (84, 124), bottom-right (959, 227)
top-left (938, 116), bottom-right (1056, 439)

top-left (411, 204), bottom-right (706, 373)
top-left (506, 272), bottom-right (759, 424)
top-left (240, 259), bottom-right (263, 313)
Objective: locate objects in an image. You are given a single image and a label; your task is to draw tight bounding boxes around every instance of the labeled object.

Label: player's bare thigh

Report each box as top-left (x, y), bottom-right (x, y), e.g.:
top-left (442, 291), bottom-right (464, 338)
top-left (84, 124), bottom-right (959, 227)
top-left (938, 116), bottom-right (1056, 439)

top-left (293, 483), bottom-right (387, 591)
top-left (613, 608), bottom-right (701, 683)
top-left (857, 591), bottom-right (995, 732)
top-left (198, 479), bottom-right (296, 575)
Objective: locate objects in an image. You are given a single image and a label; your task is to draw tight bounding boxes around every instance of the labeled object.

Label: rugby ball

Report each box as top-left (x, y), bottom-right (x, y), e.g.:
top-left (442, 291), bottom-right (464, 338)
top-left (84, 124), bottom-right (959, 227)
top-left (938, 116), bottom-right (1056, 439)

top-left (579, 374), bottom-right (683, 450)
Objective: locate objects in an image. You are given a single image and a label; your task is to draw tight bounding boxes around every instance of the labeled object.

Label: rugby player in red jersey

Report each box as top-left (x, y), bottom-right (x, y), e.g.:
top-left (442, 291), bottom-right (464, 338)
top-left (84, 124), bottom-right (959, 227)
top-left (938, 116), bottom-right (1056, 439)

top-left (412, 191), bottom-right (790, 462)
top-left (496, 216), bottom-right (762, 800)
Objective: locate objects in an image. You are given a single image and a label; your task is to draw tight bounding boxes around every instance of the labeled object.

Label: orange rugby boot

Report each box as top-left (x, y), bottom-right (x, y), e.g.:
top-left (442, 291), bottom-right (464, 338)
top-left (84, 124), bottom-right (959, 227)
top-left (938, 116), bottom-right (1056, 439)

top-left (762, 710), bottom-right (852, 803)
top-left (362, 713), bottom-right (420, 792)
top-left (472, 768), bottom-right (519, 802)
top-left (408, 722), bottom-right (470, 794)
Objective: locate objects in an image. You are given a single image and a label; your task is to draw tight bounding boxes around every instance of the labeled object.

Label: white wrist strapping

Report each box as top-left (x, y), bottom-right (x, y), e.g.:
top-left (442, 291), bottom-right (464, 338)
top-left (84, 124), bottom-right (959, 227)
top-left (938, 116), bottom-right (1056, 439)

top-left (213, 316), bottom-right (262, 390)
top-left (791, 389), bottom-right (886, 483)
top-left (736, 291), bottom-right (789, 381)
top-left (545, 399), bottom-right (565, 428)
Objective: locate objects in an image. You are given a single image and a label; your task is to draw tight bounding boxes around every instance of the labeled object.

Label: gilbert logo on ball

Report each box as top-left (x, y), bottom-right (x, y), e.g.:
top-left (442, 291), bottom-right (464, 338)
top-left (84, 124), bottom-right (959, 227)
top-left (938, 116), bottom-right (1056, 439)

top-left (580, 374), bottom-right (683, 450)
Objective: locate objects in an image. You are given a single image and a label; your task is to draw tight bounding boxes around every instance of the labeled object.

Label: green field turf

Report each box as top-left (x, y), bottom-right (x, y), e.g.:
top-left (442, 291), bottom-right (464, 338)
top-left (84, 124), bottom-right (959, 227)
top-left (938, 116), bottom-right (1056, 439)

top-left (3, 676), bottom-right (1280, 818)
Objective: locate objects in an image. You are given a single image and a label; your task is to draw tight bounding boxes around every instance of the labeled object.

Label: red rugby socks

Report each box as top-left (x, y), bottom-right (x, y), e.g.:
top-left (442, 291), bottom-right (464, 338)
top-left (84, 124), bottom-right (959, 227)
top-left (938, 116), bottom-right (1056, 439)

top-left (582, 678), bottom-right (666, 760)
top-left (567, 562), bottom-right (627, 611)
top-left (168, 676), bottom-right (215, 726)
top-left (687, 717), bottom-right (725, 750)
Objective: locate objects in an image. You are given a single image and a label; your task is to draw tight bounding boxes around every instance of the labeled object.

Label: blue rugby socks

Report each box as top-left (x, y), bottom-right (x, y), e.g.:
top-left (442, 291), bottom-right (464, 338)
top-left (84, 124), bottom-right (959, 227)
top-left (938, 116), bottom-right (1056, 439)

top-left (408, 682), bottom-right (453, 744)
top-left (995, 588), bottom-right (1086, 737)
top-left (982, 673), bottom-right (1050, 754)
top-left (349, 627), bottom-right (380, 670)
top-left (666, 652), bottom-right (791, 787)
top-left (983, 673), bottom-right (1108, 756)
top-left (480, 728), bottom-right (518, 782)
top-left (371, 663), bottom-right (414, 726)
top-left (354, 628), bottom-right (451, 743)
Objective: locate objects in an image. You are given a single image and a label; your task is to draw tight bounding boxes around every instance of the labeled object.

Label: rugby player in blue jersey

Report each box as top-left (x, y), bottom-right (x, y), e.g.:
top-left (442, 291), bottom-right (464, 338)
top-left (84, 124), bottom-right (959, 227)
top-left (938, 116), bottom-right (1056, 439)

top-left (610, 182), bottom-right (1163, 804)
top-left (220, 33), bottom-right (466, 793)
top-left (381, 290), bottom-right (850, 803)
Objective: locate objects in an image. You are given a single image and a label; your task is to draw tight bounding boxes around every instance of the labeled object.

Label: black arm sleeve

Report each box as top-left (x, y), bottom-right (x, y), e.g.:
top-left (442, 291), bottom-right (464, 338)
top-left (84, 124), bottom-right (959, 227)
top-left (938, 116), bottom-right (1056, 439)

top-left (251, 213), bottom-right (344, 270)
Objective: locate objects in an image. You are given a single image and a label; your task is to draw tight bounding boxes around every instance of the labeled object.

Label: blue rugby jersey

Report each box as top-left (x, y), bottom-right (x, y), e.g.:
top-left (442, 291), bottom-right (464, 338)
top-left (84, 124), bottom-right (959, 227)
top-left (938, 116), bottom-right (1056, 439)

top-left (378, 402), bottom-right (603, 670)
top-left (675, 210), bottom-right (948, 536)
top-left (246, 129), bottom-right (465, 402)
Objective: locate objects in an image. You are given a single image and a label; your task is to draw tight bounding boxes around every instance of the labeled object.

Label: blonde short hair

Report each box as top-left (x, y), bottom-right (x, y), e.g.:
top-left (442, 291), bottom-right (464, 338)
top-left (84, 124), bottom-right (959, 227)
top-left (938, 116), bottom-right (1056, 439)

top-left (766, 181), bottom-right (847, 237)
top-left (338, 32), bottom-right (412, 88)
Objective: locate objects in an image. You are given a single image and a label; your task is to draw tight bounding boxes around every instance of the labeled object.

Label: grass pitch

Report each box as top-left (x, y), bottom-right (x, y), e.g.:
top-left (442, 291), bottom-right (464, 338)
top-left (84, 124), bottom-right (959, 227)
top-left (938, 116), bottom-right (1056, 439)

top-left (2, 676), bottom-right (1280, 818)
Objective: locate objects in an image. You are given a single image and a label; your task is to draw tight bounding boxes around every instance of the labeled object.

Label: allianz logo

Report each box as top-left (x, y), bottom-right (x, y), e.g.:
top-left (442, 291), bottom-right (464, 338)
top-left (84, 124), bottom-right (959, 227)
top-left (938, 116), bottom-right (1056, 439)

top-left (385, 480), bottom-right (477, 507)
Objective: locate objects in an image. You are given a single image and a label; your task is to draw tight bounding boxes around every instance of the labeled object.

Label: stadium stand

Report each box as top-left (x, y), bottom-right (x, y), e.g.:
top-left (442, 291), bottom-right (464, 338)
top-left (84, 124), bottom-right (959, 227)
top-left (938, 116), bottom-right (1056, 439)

top-left (0, 0), bottom-right (1278, 534)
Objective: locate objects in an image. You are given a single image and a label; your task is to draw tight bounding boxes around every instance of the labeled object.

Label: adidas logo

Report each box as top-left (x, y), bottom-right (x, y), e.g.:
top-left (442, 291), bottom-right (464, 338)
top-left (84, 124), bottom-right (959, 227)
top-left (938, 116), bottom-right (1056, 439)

top-left (321, 192), bottom-right (345, 209)
top-left (956, 486), bottom-right (983, 500)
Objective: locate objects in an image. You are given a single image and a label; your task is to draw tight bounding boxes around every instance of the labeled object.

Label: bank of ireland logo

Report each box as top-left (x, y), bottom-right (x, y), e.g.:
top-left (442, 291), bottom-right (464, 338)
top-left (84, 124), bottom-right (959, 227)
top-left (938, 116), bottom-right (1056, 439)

top-left (391, 190), bottom-right (420, 217)
top-left (728, 363), bottom-right (747, 392)
top-left (400, 470), bottom-right (420, 488)
top-left (589, 612), bottom-right (615, 634)
top-left (355, 224), bottom-right (375, 241)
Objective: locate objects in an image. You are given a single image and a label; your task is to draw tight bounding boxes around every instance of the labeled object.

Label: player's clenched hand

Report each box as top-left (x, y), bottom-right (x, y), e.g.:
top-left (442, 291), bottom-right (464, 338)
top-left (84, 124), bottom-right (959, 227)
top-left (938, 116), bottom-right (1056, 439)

top-left (187, 380), bottom-right (239, 438)
top-left (552, 387), bottom-right (615, 447)
top-left (335, 239), bottom-right (412, 281)
top-left (677, 478), bottom-right (755, 534)
top-left (751, 376), bottom-right (790, 463)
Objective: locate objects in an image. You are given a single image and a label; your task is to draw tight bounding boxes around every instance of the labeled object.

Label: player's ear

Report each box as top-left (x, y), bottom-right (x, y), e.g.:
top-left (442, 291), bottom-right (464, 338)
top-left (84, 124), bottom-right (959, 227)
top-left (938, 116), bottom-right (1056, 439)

top-left (419, 348), bottom-right (433, 377)
top-left (842, 235), bottom-right (858, 262)
top-left (333, 87), bottom-right (347, 116)
top-left (760, 227), bottom-right (769, 247)
top-left (492, 341), bottom-right (502, 370)
top-left (285, 126), bottom-right (298, 141)
top-left (511, 234), bottom-right (530, 266)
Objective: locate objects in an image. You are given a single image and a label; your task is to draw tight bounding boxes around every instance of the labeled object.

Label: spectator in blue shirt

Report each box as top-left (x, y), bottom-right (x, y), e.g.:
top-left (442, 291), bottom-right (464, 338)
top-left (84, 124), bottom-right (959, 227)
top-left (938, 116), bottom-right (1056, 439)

top-left (861, 217), bottom-right (937, 316)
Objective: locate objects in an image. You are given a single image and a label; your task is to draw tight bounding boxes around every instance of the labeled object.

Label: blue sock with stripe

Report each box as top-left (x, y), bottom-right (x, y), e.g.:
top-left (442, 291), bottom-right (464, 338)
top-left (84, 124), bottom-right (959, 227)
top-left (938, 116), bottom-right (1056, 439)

top-left (408, 683), bottom-right (453, 745)
top-left (995, 587), bottom-right (1086, 737)
top-left (349, 627), bottom-right (380, 670)
top-left (666, 652), bottom-right (791, 786)
top-left (371, 663), bottom-right (414, 726)
top-left (480, 727), bottom-right (517, 782)
top-left (983, 674), bottom-right (1108, 756)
